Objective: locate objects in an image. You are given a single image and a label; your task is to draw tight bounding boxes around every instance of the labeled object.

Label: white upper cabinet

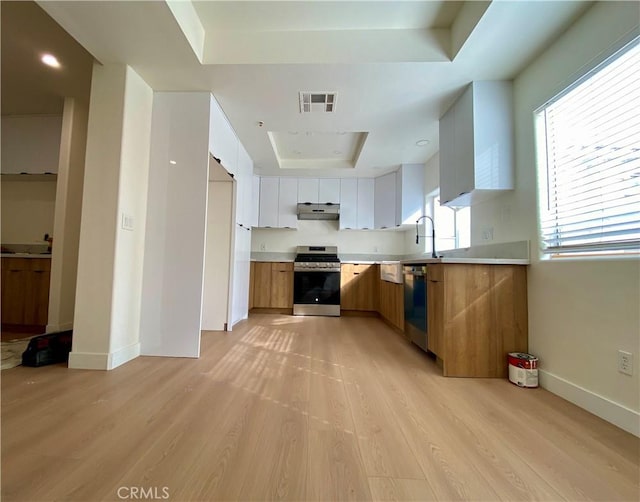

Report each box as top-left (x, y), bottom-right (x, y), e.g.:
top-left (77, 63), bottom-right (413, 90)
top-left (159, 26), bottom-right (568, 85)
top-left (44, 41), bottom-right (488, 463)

top-left (258, 177), bottom-right (279, 228)
top-left (439, 81), bottom-right (514, 206)
top-left (374, 172), bottom-right (397, 229)
top-left (297, 178), bottom-right (319, 203)
top-left (236, 141), bottom-right (253, 229)
top-left (1, 115), bottom-right (62, 174)
top-left (209, 95), bottom-right (239, 176)
top-left (251, 175), bottom-right (260, 228)
top-left (318, 178), bottom-right (340, 204)
top-left (278, 177), bottom-right (298, 229)
top-left (356, 178), bottom-right (375, 230)
top-left (297, 178), bottom-right (340, 204)
top-left (339, 178), bottom-right (357, 229)
top-left (397, 164), bottom-right (425, 225)
top-left (257, 177), bottom-right (298, 229)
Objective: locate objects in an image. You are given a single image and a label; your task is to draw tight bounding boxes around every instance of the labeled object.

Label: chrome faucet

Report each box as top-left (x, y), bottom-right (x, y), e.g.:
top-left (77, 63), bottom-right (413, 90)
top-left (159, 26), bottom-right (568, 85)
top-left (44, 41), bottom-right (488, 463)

top-left (416, 215), bottom-right (438, 259)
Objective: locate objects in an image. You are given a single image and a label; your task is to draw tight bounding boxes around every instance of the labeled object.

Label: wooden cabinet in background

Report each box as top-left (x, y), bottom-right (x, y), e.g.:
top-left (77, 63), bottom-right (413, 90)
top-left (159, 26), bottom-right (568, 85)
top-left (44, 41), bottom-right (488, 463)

top-left (1, 257), bottom-right (51, 329)
top-left (340, 263), bottom-right (379, 311)
top-left (378, 279), bottom-right (404, 331)
top-left (426, 263), bottom-right (527, 378)
top-left (250, 261), bottom-right (293, 310)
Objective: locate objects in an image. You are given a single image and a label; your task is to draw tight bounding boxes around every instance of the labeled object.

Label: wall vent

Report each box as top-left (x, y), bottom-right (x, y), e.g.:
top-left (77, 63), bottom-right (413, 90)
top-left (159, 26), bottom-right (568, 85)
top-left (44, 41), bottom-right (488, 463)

top-left (299, 92), bottom-right (337, 113)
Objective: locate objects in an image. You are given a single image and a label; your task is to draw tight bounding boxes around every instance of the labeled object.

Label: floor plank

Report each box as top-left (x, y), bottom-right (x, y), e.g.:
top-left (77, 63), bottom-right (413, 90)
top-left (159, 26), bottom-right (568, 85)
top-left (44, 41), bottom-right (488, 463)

top-left (1, 314), bottom-right (638, 501)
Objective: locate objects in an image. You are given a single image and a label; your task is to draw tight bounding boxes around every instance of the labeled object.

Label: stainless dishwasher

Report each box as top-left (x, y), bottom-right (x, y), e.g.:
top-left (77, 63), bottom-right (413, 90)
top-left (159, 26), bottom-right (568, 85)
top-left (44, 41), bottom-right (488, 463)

top-left (403, 265), bottom-right (428, 352)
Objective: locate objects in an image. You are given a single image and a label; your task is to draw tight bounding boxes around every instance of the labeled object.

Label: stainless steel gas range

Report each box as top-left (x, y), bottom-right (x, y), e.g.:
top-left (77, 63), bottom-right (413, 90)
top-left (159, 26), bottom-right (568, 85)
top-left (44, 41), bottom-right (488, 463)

top-left (293, 246), bottom-right (341, 317)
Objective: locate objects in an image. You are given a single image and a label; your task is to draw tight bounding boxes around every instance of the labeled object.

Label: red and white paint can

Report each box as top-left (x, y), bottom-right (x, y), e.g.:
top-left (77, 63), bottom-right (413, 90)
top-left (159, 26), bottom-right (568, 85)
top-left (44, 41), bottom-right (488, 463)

top-left (508, 352), bottom-right (539, 388)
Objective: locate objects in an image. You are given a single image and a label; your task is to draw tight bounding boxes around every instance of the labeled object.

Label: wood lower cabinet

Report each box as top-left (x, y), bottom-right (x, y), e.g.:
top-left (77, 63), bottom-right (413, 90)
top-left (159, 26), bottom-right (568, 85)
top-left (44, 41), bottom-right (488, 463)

top-left (378, 279), bottom-right (403, 330)
top-left (270, 262), bottom-right (294, 308)
top-left (250, 261), bottom-right (293, 309)
top-left (340, 263), bottom-right (379, 311)
top-left (427, 263), bottom-right (528, 378)
top-left (1, 257), bottom-right (51, 329)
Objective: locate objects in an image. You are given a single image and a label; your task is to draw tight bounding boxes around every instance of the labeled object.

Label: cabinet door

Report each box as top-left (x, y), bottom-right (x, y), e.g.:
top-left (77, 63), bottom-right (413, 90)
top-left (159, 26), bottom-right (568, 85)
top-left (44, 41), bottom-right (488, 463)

top-left (252, 262), bottom-right (272, 307)
top-left (209, 96), bottom-right (239, 176)
top-left (248, 262), bottom-right (255, 310)
top-left (298, 178), bottom-right (319, 203)
top-left (278, 178), bottom-right (298, 229)
top-left (426, 265), bottom-right (444, 357)
top-left (236, 142), bottom-right (253, 228)
top-left (25, 259), bottom-right (50, 326)
top-left (454, 85), bottom-right (474, 200)
top-left (339, 178), bottom-right (357, 229)
top-left (1, 258), bottom-right (28, 324)
top-left (319, 178), bottom-right (340, 204)
top-left (357, 178), bottom-right (375, 230)
top-left (258, 177), bottom-right (279, 228)
top-left (251, 176), bottom-right (260, 227)
top-left (270, 262), bottom-right (293, 308)
top-left (439, 106), bottom-right (457, 205)
top-left (340, 264), bottom-right (358, 310)
top-left (341, 264), bottom-right (378, 311)
top-left (1, 116), bottom-right (62, 174)
top-left (374, 172), bottom-right (397, 229)
top-left (398, 164), bottom-right (425, 225)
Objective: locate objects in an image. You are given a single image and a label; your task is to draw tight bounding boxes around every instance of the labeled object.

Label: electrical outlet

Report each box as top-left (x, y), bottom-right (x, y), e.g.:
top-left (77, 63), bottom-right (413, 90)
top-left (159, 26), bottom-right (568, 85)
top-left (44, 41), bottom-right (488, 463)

top-left (618, 350), bottom-right (633, 376)
top-left (481, 226), bottom-right (494, 241)
top-left (259, 242), bottom-right (266, 251)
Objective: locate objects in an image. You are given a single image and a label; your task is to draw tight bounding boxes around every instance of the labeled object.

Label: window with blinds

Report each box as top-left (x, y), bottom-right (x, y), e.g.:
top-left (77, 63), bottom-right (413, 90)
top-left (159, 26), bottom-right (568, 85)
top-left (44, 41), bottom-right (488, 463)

top-left (535, 40), bottom-right (640, 257)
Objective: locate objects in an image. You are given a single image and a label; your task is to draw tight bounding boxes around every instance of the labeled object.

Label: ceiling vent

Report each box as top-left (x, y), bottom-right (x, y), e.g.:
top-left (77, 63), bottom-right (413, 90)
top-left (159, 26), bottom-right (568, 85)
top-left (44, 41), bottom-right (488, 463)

top-left (299, 92), bottom-right (337, 113)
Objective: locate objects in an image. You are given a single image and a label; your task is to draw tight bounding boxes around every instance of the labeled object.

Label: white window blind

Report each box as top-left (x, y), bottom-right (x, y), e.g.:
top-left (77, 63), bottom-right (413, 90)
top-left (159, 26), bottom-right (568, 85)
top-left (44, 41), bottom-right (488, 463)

top-left (536, 40), bottom-right (640, 256)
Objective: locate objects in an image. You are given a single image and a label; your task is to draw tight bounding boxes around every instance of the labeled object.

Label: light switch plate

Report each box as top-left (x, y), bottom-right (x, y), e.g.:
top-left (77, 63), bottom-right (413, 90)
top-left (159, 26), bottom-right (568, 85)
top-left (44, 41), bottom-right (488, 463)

top-left (122, 213), bottom-right (134, 231)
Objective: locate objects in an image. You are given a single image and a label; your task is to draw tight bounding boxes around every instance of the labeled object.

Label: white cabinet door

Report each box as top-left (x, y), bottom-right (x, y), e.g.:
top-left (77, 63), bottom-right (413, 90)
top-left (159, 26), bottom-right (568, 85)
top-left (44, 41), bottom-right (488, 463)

top-left (454, 85), bottom-right (474, 201)
top-left (278, 178), bottom-right (298, 229)
top-left (297, 178), bottom-right (319, 203)
top-left (439, 104), bottom-right (457, 205)
top-left (339, 178), bottom-right (357, 229)
top-left (209, 96), bottom-right (239, 176)
top-left (374, 172), bottom-right (397, 229)
top-left (236, 142), bottom-right (254, 228)
top-left (319, 178), bottom-right (340, 204)
top-left (398, 164), bottom-right (425, 225)
top-left (251, 175), bottom-right (260, 227)
top-left (258, 177), bottom-right (279, 228)
top-left (357, 178), bottom-right (375, 230)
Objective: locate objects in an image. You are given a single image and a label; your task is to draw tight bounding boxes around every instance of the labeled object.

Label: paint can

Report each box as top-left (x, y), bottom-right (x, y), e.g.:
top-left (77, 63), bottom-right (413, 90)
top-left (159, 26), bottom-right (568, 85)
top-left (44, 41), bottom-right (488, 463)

top-left (508, 352), bottom-right (539, 388)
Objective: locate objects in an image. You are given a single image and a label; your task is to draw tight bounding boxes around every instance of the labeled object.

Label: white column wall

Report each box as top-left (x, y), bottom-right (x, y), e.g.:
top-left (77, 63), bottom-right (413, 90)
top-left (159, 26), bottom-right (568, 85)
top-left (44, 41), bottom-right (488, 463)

top-left (69, 64), bottom-right (153, 370)
top-left (47, 97), bottom-right (89, 333)
top-left (108, 67), bottom-right (154, 366)
top-left (139, 92), bottom-right (210, 358)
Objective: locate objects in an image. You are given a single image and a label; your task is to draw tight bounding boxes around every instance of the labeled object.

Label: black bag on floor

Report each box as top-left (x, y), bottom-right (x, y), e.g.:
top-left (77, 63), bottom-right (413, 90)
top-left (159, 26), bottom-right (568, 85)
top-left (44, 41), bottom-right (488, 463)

top-left (22, 331), bottom-right (73, 367)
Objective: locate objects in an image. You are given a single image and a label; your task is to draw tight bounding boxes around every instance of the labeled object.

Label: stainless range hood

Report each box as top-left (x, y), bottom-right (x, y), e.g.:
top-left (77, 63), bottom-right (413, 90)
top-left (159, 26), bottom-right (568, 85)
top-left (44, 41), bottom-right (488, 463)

top-left (297, 203), bottom-right (340, 220)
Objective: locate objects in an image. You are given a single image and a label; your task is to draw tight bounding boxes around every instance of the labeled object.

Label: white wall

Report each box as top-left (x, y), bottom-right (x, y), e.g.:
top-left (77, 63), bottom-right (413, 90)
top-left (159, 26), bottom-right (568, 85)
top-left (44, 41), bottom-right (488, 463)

top-left (109, 67), bottom-right (153, 366)
top-left (471, 2), bottom-right (640, 435)
top-left (252, 220), bottom-right (407, 256)
top-left (139, 92), bottom-right (210, 358)
top-left (48, 97), bottom-right (89, 333)
top-left (70, 64), bottom-right (153, 370)
top-left (1, 180), bottom-right (56, 243)
top-left (202, 180), bottom-right (233, 331)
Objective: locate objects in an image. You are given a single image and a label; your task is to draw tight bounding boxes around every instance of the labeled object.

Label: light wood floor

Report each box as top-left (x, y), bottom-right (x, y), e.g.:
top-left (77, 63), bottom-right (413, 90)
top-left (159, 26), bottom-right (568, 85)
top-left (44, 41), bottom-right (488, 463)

top-left (2, 314), bottom-right (638, 501)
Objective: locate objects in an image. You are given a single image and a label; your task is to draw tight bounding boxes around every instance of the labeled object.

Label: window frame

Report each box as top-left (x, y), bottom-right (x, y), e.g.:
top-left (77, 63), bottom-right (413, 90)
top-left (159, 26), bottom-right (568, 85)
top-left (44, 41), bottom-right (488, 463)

top-left (534, 38), bottom-right (640, 260)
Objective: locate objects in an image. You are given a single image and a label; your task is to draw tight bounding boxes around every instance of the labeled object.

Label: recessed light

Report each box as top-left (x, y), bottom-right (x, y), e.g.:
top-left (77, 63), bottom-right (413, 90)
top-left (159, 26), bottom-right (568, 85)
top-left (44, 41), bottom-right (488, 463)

top-left (41, 54), bottom-right (61, 68)
top-left (169, 160), bottom-right (177, 165)
top-left (416, 139), bottom-right (430, 147)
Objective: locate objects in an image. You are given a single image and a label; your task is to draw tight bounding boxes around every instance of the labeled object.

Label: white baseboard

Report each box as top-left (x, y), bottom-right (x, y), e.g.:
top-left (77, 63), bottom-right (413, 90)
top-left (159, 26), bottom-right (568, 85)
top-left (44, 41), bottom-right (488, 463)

top-left (46, 322), bottom-right (73, 333)
top-left (539, 370), bottom-right (640, 437)
top-left (68, 342), bottom-right (140, 371)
